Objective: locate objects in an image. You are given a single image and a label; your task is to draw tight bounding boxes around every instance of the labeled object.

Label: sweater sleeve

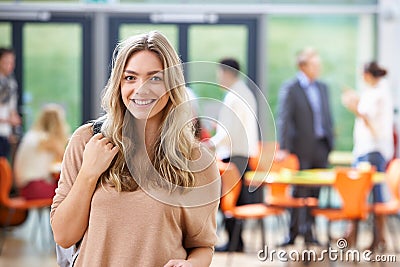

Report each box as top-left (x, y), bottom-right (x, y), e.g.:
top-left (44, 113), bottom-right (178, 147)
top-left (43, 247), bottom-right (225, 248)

top-left (182, 202), bottom-right (219, 250)
top-left (50, 124), bottom-right (92, 222)
top-left (182, 148), bottom-right (220, 250)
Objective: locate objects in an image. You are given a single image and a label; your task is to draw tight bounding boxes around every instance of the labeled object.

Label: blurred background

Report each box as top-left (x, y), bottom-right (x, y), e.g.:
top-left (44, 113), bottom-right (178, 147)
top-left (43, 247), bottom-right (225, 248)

top-left (1, 1), bottom-right (400, 266)
top-left (1, 0), bottom-right (399, 153)
top-left (0, 0), bottom-right (400, 154)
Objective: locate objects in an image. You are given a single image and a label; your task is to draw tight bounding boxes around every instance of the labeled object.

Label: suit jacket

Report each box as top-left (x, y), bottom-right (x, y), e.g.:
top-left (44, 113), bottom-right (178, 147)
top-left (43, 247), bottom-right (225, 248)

top-left (277, 78), bottom-right (334, 165)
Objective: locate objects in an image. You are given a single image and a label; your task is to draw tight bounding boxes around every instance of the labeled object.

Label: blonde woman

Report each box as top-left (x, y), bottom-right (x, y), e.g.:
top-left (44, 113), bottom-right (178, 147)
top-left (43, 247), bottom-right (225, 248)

top-left (51, 31), bottom-right (220, 267)
top-left (14, 103), bottom-right (69, 200)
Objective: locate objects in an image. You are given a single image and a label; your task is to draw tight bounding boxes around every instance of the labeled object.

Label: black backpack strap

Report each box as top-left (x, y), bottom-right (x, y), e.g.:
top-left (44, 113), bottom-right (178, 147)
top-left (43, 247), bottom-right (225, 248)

top-left (92, 120), bottom-right (103, 135)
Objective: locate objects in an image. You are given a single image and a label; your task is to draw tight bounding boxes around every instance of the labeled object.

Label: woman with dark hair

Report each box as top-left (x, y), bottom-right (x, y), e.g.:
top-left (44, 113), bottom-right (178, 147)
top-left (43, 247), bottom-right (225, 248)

top-left (342, 61), bottom-right (393, 250)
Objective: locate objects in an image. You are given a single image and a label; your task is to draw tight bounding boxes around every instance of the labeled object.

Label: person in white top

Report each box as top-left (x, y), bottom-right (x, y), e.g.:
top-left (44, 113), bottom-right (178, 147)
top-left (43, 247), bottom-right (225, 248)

top-left (209, 58), bottom-right (260, 252)
top-left (14, 103), bottom-right (69, 200)
top-left (342, 61), bottom-right (394, 250)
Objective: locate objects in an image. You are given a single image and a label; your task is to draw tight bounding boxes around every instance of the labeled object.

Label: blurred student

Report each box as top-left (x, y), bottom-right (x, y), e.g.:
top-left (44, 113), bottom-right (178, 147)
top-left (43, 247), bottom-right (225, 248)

top-left (342, 61), bottom-right (393, 250)
top-left (0, 47), bottom-right (21, 159)
top-left (14, 104), bottom-right (69, 200)
top-left (276, 47), bottom-right (334, 246)
top-left (51, 31), bottom-right (219, 266)
top-left (209, 58), bottom-right (260, 252)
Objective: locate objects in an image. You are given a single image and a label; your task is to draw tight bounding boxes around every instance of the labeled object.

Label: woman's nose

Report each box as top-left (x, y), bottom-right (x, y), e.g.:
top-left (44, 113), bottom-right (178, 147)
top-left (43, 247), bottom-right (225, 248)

top-left (135, 79), bottom-right (150, 95)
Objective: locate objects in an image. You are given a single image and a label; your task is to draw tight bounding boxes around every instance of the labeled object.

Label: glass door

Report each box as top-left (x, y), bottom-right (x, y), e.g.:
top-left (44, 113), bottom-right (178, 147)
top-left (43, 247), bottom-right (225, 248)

top-left (0, 23), bottom-right (12, 47)
top-left (23, 23), bottom-right (83, 130)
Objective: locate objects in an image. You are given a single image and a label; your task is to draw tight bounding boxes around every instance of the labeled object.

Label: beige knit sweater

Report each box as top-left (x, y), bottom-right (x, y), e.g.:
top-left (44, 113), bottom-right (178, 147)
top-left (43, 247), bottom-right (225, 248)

top-left (50, 124), bottom-right (220, 267)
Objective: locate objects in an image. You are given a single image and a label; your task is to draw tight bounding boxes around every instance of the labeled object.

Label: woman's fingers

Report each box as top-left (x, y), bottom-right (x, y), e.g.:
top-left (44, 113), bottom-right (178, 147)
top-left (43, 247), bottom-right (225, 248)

top-left (91, 133), bottom-right (116, 150)
top-left (92, 132), bottom-right (104, 140)
top-left (106, 142), bottom-right (114, 150)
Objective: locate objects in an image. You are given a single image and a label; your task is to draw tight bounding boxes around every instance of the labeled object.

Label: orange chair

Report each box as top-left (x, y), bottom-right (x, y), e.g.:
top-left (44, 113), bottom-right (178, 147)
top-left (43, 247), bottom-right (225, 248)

top-left (312, 168), bottom-right (373, 246)
top-left (371, 158), bottom-right (400, 252)
top-left (248, 142), bottom-right (317, 207)
top-left (219, 160), bottom-right (284, 252)
top-left (263, 153), bottom-right (321, 248)
top-left (248, 143), bottom-right (318, 245)
top-left (266, 153), bottom-right (318, 208)
top-left (0, 157), bottom-right (54, 254)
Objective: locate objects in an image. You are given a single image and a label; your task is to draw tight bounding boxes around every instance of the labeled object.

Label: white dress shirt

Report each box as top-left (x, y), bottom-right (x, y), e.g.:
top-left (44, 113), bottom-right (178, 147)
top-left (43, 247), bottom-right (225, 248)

top-left (210, 79), bottom-right (259, 159)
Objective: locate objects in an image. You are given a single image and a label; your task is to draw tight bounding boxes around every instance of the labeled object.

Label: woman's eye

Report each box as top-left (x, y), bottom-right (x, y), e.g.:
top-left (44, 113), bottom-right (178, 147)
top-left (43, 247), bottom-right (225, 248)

top-left (150, 75), bottom-right (162, 81)
top-left (125, 76), bottom-right (135, 81)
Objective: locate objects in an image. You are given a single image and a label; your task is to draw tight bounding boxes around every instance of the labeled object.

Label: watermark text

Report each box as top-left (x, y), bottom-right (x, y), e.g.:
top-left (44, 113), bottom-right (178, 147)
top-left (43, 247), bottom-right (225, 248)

top-left (257, 238), bottom-right (397, 263)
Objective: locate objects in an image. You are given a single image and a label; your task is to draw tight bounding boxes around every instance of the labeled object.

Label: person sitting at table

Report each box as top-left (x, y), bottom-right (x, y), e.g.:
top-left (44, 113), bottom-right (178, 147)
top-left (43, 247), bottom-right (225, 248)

top-left (14, 103), bottom-right (69, 200)
top-left (342, 61), bottom-right (393, 250)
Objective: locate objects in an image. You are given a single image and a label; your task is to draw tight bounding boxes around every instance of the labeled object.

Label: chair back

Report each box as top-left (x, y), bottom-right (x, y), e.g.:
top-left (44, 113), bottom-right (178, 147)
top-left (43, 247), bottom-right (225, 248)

top-left (219, 161), bottom-right (242, 213)
top-left (249, 141), bottom-right (299, 171)
top-left (0, 157), bottom-right (28, 227)
top-left (385, 158), bottom-right (400, 202)
top-left (270, 154), bottom-right (300, 173)
top-left (268, 154), bottom-right (299, 201)
top-left (0, 157), bottom-right (12, 206)
top-left (334, 168), bottom-right (373, 219)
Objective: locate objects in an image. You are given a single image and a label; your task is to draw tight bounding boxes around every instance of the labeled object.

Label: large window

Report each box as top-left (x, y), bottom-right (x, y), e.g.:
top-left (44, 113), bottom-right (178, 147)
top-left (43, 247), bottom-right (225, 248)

top-left (188, 25), bottom-right (248, 101)
top-left (119, 24), bottom-right (178, 50)
top-left (187, 24), bottom-right (250, 135)
top-left (266, 15), bottom-right (376, 150)
top-left (0, 23), bottom-right (12, 47)
top-left (23, 23), bottom-right (82, 130)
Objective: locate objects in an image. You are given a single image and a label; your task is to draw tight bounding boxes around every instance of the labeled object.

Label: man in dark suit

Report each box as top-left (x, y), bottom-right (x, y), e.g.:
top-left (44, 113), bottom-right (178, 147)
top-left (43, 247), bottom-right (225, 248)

top-left (276, 47), bottom-right (334, 245)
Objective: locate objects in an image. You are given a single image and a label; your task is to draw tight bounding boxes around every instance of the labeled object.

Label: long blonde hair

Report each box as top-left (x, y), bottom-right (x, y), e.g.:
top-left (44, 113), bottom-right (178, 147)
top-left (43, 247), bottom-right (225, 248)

top-left (99, 31), bottom-right (196, 192)
top-left (33, 103), bottom-right (69, 160)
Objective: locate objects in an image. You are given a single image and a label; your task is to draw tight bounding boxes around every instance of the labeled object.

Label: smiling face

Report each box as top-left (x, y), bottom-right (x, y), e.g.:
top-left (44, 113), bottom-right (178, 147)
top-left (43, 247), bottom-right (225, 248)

top-left (121, 50), bottom-right (170, 124)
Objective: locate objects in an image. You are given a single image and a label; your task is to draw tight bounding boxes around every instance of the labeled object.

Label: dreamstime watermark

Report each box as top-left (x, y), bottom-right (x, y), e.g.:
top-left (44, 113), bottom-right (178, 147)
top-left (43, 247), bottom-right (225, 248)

top-left (257, 238), bottom-right (397, 263)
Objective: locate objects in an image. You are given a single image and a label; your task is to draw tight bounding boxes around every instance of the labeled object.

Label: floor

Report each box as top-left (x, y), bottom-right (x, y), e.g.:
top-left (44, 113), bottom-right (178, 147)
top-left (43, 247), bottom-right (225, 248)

top-left (1, 210), bottom-right (399, 267)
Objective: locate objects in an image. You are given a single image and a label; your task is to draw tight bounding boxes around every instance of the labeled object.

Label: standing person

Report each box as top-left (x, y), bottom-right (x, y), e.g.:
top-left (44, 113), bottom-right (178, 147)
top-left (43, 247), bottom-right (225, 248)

top-left (51, 31), bottom-right (220, 267)
top-left (0, 47), bottom-right (21, 159)
top-left (209, 58), bottom-right (260, 252)
top-left (14, 103), bottom-right (69, 200)
top-left (342, 61), bottom-right (393, 250)
top-left (276, 47), bottom-right (334, 246)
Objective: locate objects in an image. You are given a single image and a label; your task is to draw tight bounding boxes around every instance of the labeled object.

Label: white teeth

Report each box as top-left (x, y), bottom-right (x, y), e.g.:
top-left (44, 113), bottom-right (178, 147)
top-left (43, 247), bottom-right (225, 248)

top-left (133, 99), bottom-right (154, 105)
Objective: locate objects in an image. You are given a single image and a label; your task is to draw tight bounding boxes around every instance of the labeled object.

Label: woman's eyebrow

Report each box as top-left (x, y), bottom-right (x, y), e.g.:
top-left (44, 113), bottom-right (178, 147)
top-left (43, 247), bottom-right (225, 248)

top-left (124, 70), bottom-right (163, 75)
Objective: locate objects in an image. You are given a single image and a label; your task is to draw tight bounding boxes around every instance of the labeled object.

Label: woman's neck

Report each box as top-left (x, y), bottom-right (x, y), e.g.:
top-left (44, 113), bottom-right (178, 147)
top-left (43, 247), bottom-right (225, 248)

top-left (134, 118), bottom-right (161, 151)
top-left (367, 79), bottom-right (379, 88)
